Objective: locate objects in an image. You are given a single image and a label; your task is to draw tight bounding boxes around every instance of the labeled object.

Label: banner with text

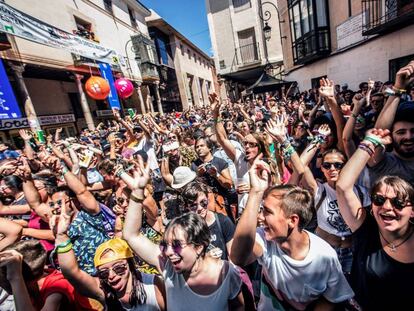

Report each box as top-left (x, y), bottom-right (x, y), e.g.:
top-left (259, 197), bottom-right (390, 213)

top-left (0, 2), bottom-right (119, 66)
top-left (98, 63), bottom-right (121, 110)
top-left (0, 59), bottom-right (22, 120)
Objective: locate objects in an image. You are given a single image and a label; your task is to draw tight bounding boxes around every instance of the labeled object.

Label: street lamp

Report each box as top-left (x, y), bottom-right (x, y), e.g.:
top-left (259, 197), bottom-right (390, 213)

top-left (263, 22), bottom-right (272, 41)
top-left (258, 1), bottom-right (285, 79)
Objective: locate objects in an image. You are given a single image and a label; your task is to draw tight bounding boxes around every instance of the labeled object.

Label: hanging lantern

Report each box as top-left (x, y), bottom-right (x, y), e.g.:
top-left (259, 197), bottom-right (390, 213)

top-left (114, 78), bottom-right (134, 99)
top-left (85, 76), bottom-right (110, 100)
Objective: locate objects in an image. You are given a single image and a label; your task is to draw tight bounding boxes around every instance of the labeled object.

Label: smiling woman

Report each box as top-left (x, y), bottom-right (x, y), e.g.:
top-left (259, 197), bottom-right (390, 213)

top-left (336, 128), bottom-right (414, 310)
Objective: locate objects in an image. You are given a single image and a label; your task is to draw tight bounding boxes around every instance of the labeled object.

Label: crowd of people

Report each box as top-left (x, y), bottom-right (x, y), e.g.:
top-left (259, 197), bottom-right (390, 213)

top-left (0, 59), bottom-right (413, 311)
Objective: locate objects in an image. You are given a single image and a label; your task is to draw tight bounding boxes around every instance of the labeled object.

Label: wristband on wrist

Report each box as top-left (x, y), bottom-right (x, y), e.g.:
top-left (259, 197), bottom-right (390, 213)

top-left (214, 118), bottom-right (222, 123)
top-left (364, 135), bottom-right (384, 149)
top-left (351, 113), bottom-right (358, 118)
top-left (57, 242), bottom-right (73, 254)
top-left (130, 194), bottom-right (144, 203)
top-left (56, 239), bottom-right (71, 249)
top-left (116, 169), bottom-right (126, 178)
top-left (358, 143), bottom-right (374, 157)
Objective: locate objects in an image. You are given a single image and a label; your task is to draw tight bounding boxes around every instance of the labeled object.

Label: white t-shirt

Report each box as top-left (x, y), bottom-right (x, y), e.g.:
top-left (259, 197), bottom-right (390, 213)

top-left (255, 228), bottom-right (354, 310)
top-left (315, 182), bottom-right (370, 237)
top-left (135, 136), bottom-right (159, 171)
top-left (163, 260), bottom-right (242, 311)
top-left (234, 149), bottom-right (250, 213)
top-left (214, 140), bottom-right (243, 184)
top-left (121, 273), bottom-right (160, 311)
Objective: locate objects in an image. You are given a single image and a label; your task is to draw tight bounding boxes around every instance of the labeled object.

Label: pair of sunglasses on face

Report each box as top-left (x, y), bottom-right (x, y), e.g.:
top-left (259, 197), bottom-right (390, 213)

top-left (371, 194), bottom-right (408, 210)
top-left (187, 199), bottom-right (208, 211)
top-left (321, 162), bottom-right (344, 170)
top-left (159, 239), bottom-right (188, 254)
top-left (97, 263), bottom-right (128, 280)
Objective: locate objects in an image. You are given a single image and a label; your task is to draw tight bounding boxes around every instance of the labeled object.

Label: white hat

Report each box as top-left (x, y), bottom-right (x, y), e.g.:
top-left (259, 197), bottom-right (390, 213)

top-left (171, 166), bottom-right (196, 189)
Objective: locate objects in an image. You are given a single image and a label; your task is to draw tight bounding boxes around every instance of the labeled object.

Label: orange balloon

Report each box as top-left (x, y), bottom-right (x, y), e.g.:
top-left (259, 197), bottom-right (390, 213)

top-left (85, 76), bottom-right (110, 100)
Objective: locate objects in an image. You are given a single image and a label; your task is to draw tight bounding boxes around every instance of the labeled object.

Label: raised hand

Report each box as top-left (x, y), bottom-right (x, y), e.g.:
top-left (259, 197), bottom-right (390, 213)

top-left (49, 200), bottom-right (75, 237)
top-left (208, 93), bottom-right (221, 118)
top-left (319, 78), bottom-right (335, 98)
top-left (317, 124), bottom-right (331, 137)
top-left (18, 129), bottom-right (32, 141)
top-left (0, 250), bottom-right (24, 282)
top-left (112, 108), bottom-right (121, 120)
top-left (249, 155), bottom-right (271, 192)
top-left (365, 128), bottom-right (392, 146)
top-left (265, 115), bottom-right (287, 144)
top-left (395, 60), bottom-right (414, 89)
top-left (368, 78), bottom-right (375, 90)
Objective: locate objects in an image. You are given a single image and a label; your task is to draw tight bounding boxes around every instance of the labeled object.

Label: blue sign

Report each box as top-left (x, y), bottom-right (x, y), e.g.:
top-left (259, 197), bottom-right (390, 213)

top-left (98, 63), bottom-right (121, 110)
top-left (0, 59), bottom-right (22, 119)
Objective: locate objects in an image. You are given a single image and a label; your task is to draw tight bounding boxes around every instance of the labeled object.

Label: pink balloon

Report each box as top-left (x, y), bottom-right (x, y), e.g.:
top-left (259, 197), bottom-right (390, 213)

top-left (114, 78), bottom-right (134, 99)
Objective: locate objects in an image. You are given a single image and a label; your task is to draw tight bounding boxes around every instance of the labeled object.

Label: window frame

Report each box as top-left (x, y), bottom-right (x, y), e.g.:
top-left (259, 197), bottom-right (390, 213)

top-left (288, 0), bottom-right (331, 65)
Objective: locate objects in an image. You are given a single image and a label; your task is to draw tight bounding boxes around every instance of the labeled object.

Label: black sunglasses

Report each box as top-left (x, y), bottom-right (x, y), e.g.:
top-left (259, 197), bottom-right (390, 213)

top-left (371, 194), bottom-right (407, 210)
top-left (97, 263), bottom-right (128, 280)
top-left (159, 239), bottom-right (187, 254)
top-left (188, 199), bottom-right (208, 211)
top-left (322, 162), bottom-right (344, 170)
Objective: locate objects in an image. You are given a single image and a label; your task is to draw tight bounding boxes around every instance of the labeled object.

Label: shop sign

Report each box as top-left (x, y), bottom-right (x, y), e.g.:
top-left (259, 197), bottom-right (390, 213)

top-left (0, 114), bottom-right (75, 130)
top-left (0, 2), bottom-right (119, 66)
top-left (0, 59), bottom-right (22, 119)
top-left (96, 110), bottom-right (113, 117)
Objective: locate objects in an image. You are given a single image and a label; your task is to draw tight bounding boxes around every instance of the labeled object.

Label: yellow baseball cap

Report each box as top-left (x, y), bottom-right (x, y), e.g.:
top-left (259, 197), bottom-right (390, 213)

top-left (94, 238), bottom-right (133, 268)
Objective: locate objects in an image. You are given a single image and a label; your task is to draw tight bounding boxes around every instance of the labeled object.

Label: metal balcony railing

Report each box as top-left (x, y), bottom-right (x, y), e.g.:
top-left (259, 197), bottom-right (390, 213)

top-left (235, 42), bottom-right (261, 66)
top-left (362, 0), bottom-right (414, 35)
top-left (292, 28), bottom-right (330, 65)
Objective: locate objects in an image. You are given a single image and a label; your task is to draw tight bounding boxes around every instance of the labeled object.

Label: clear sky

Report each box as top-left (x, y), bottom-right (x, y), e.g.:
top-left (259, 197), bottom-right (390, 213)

top-left (140, 0), bottom-right (212, 56)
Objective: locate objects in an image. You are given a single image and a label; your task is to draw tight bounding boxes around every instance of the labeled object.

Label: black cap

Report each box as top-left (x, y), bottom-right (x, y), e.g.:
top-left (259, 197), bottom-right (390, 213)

top-left (394, 101), bottom-right (414, 124)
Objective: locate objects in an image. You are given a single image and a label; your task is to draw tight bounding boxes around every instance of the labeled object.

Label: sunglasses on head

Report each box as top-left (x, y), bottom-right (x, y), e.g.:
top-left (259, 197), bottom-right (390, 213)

top-left (321, 162), bottom-right (344, 170)
top-left (371, 194), bottom-right (407, 210)
top-left (97, 263), bottom-right (128, 280)
top-left (159, 239), bottom-right (188, 254)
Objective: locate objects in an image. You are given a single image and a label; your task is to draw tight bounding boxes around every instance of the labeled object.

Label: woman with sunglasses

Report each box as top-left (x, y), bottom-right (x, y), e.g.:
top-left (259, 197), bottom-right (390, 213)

top-left (181, 181), bottom-right (235, 260)
top-left (336, 128), bottom-right (414, 310)
top-left (122, 163), bottom-right (245, 311)
top-left (276, 121), bottom-right (370, 275)
top-left (52, 202), bottom-right (165, 311)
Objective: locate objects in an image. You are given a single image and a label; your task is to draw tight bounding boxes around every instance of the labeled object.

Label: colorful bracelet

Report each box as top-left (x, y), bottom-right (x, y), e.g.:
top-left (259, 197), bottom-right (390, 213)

top-left (56, 239), bottom-right (72, 249)
top-left (358, 143), bottom-right (374, 157)
top-left (364, 135), bottom-right (384, 149)
top-left (214, 118), bottom-right (222, 123)
top-left (57, 242), bottom-right (73, 254)
top-left (116, 169), bottom-right (126, 178)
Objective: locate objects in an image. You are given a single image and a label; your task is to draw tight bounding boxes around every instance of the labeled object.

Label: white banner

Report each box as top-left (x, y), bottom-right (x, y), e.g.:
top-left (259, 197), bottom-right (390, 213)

top-left (0, 114), bottom-right (76, 130)
top-left (0, 2), bottom-right (119, 66)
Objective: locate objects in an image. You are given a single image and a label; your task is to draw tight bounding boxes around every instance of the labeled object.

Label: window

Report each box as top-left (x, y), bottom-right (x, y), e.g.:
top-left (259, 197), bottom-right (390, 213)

top-left (128, 6), bottom-right (137, 28)
top-left (237, 28), bottom-right (259, 65)
top-left (187, 49), bottom-right (191, 59)
top-left (288, 0), bottom-right (330, 65)
top-left (233, 0), bottom-right (251, 12)
top-left (103, 0), bottom-right (113, 14)
top-left (219, 60), bottom-right (225, 69)
top-left (156, 37), bottom-right (169, 65)
top-left (180, 44), bottom-right (184, 56)
top-left (73, 16), bottom-right (97, 42)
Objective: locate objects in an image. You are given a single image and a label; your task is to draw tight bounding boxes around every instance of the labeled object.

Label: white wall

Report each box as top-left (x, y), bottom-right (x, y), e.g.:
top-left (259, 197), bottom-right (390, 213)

top-left (286, 24), bottom-right (414, 91)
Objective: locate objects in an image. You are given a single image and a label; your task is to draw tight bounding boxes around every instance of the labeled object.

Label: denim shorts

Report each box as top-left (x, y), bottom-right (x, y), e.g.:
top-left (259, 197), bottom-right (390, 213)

top-left (335, 247), bottom-right (353, 274)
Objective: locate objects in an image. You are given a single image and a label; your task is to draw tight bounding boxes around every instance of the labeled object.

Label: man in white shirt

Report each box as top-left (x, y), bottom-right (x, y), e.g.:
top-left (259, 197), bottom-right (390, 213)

top-left (231, 159), bottom-right (354, 310)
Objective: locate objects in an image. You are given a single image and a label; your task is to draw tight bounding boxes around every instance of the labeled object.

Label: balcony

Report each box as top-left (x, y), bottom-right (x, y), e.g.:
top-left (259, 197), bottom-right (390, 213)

top-left (362, 0), bottom-right (414, 35)
top-left (72, 29), bottom-right (99, 43)
top-left (131, 34), bottom-right (160, 81)
top-left (292, 29), bottom-right (330, 65)
top-left (235, 43), bottom-right (261, 67)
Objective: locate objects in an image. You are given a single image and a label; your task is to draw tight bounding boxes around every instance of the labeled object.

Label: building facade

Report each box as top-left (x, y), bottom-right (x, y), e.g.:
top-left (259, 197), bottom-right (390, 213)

top-left (205, 0), bottom-right (283, 98)
top-left (278, 0), bottom-right (414, 91)
top-left (146, 11), bottom-right (217, 110)
top-left (0, 0), bottom-right (156, 146)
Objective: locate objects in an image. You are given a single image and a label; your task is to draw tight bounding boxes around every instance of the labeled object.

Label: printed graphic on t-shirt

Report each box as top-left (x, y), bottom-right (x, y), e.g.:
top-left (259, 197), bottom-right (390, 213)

top-left (326, 199), bottom-right (351, 234)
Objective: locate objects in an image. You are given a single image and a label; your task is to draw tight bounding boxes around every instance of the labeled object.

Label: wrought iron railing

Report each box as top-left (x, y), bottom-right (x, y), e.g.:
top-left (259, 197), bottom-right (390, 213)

top-left (235, 42), bottom-right (261, 66)
top-left (362, 0), bottom-right (414, 35)
top-left (292, 28), bottom-right (330, 65)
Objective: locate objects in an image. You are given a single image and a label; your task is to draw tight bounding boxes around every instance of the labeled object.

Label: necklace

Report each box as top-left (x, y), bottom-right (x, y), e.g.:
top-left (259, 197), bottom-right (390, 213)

top-left (378, 228), bottom-right (414, 252)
